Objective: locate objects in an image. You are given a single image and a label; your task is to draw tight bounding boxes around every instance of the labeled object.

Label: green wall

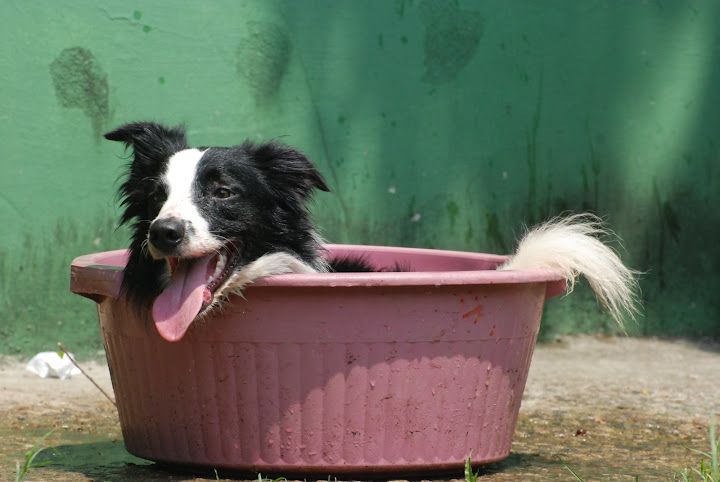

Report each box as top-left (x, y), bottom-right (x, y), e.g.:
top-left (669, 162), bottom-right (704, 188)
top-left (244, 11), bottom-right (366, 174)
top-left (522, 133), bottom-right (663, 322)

top-left (1, 1), bottom-right (718, 356)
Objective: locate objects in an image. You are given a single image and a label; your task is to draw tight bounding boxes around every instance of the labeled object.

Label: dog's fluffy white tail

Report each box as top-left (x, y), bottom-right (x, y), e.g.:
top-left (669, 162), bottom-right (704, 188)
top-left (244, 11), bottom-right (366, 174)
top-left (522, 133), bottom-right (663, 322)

top-left (498, 214), bottom-right (640, 328)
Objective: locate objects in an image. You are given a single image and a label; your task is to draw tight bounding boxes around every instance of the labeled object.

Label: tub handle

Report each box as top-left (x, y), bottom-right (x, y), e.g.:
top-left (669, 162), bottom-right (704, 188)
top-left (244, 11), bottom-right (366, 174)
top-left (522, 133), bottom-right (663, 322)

top-left (70, 261), bottom-right (123, 304)
top-left (70, 269), bottom-right (112, 304)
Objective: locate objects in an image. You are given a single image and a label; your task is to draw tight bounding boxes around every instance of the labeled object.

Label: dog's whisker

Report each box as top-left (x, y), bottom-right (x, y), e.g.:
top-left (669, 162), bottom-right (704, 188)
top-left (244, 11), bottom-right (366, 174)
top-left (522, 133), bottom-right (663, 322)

top-left (139, 237), bottom-right (151, 257)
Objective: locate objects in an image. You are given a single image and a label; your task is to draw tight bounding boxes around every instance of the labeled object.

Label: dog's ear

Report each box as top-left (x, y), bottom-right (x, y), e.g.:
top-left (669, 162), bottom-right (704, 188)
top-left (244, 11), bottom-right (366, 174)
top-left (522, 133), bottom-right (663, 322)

top-left (104, 121), bottom-right (188, 166)
top-left (106, 122), bottom-right (189, 227)
top-left (249, 141), bottom-right (331, 201)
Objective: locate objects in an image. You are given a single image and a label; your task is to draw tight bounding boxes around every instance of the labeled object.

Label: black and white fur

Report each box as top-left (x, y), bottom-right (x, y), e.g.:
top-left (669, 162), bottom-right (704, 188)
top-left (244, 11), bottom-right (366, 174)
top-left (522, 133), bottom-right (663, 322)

top-left (107, 121), bottom-right (639, 341)
top-left (107, 122), bottom-right (350, 340)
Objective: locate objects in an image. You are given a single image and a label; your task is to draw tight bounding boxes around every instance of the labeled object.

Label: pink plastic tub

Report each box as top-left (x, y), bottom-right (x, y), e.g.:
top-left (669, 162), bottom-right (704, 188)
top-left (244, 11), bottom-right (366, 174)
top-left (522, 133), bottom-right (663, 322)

top-left (70, 244), bottom-right (565, 476)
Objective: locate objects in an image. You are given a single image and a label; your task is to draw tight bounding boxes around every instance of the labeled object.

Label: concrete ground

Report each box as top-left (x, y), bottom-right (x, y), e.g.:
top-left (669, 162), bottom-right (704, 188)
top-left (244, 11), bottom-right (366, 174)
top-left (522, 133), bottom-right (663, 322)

top-left (1, 336), bottom-right (718, 481)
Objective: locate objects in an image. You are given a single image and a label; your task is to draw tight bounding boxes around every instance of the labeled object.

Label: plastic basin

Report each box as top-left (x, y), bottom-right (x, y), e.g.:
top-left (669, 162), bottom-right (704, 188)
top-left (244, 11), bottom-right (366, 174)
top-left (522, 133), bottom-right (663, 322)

top-left (70, 244), bottom-right (565, 476)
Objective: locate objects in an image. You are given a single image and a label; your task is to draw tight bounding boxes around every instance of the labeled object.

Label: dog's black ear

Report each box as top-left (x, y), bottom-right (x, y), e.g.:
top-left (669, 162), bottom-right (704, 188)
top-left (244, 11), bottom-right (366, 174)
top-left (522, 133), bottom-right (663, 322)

top-left (104, 121), bottom-right (188, 165)
top-left (106, 122), bottom-right (189, 228)
top-left (248, 141), bottom-right (331, 200)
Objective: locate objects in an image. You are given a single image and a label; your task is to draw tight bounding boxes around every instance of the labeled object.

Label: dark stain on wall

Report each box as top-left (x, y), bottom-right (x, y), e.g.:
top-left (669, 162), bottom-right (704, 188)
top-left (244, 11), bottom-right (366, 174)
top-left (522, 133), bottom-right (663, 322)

top-left (394, 0), bottom-right (410, 18)
top-left (419, 0), bottom-right (483, 85)
top-left (525, 78), bottom-right (542, 223)
top-left (652, 180), bottom-right (682, 291)
top-left (485, 211), bottom-right (508, 254)
top-left (49, 47), bottom-right (109, 139)
top-left (236, 22), bottom-right (291, 102)
top-left (446, 200), bottom-right (459, 232)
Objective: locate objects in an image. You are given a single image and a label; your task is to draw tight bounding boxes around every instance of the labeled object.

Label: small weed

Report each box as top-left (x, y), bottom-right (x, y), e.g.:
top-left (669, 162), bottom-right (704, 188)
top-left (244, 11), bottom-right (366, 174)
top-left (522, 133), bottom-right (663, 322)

top-left (674, 415), bottom-right (719, 482)
top-left (559, 456), bottom-right (641, 481)
top-left (465, 451), bottom-right (480, 482)
top-left (256, 473), bottom-right (287, 482)
top-left (14, 429), bottom-right (62, 482)
top-left (558, 457), bottom-right (585, 481)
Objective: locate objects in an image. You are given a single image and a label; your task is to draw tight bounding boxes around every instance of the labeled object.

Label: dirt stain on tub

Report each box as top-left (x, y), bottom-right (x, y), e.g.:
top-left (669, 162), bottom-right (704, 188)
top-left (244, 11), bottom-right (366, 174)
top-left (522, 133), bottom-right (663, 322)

top-left (462, 304), bottom-right (484, 324)
top-left (49, 47), bottom-right (109, 139)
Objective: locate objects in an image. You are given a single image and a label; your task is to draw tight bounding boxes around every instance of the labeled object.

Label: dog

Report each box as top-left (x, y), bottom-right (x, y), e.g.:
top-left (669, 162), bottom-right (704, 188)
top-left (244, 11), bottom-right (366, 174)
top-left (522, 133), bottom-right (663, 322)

top-left (106, 121), bottom-right (639, 342)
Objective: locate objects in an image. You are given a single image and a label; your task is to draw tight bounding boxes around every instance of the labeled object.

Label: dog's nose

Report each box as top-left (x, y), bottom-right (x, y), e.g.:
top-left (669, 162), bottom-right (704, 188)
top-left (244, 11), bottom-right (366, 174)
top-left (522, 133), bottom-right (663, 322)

top-left (149, 218), bottom-right (186, 251)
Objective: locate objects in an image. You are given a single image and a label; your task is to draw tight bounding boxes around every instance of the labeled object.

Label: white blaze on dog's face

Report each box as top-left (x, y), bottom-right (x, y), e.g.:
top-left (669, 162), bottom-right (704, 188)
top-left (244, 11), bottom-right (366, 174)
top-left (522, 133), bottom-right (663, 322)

top-left (147, 148), bottom-right (222, 259)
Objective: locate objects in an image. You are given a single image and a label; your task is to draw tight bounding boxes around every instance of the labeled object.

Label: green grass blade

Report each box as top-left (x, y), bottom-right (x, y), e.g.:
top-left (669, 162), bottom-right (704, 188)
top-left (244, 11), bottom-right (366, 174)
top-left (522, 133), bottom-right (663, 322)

top-left (464, 451), bottom-right (480, 482)
top-left (558, 457), bottom-right (585, 481)
top-left (709, 414), bottom-right (718, 482)
top-left (14, 428), bottom-right (60, 482)
top-left (685, 447), bottom-right (713, 459)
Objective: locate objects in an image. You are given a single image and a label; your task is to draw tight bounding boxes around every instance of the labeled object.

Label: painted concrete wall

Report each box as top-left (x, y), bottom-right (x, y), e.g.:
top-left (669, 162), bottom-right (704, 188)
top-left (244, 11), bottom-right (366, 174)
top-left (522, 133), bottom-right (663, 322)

top-left (1, 1), bottom-right (719, 356)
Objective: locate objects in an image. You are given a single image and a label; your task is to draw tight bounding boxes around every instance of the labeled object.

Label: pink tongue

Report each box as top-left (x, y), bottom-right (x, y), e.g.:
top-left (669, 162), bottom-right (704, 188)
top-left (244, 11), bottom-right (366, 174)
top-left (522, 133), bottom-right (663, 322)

top-left (152, 255), bottom-right (215, 342)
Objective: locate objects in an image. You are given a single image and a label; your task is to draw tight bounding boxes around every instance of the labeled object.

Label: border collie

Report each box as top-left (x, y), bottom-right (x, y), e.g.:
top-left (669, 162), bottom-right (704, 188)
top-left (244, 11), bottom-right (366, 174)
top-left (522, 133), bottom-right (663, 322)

top-left (106, 121), bottom-right (639, 342)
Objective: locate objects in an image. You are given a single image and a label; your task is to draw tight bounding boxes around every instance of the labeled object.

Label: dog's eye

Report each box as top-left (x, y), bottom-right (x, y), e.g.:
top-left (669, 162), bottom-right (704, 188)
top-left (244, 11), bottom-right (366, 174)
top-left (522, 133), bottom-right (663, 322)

top-left (150, 190), bottom-right (166, 203)
top-left (213, 187), bottom-right (233, 199)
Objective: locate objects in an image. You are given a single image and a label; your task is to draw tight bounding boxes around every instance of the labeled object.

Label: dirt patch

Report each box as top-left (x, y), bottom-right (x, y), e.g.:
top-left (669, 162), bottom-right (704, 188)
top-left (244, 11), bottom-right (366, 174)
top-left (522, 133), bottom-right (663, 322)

top-left (1, 336), bottom-right (718, 480)
top-left (489, 336), bottom-right (719, 480)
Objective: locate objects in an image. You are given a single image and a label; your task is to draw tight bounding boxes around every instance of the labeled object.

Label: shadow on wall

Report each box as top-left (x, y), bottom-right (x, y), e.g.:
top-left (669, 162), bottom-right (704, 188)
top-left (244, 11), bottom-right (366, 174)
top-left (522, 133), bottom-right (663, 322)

top-left (276, 0), bottom-right (720, 337)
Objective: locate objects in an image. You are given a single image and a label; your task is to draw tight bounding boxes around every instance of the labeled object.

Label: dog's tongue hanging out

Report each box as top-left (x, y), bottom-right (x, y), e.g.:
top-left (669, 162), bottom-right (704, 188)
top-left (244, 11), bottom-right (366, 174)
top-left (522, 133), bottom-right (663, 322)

top-left (152, 256), bottom-right (215, 342)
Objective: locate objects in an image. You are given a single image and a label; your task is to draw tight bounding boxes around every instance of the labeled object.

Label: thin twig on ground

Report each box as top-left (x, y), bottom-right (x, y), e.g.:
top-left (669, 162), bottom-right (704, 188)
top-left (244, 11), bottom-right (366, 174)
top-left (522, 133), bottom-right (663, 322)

top-left (57, 342), bottom-right (117, 408)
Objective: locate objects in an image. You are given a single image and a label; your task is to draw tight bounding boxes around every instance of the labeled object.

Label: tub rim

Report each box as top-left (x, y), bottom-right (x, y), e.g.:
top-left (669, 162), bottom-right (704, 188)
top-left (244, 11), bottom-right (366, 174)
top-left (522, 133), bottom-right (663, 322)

top-left (70, 244), bottom-right (567, 301)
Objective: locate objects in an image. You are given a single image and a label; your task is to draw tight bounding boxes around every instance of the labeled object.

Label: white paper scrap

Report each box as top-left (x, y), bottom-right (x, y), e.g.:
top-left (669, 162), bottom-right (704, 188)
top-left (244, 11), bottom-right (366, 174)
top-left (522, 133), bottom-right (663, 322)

top-left (26, 351), bottom-right (82, 379)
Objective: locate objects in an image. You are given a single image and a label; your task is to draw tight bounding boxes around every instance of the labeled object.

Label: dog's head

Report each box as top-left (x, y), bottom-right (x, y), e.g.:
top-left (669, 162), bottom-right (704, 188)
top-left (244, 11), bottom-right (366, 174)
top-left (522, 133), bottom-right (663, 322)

top-left (106, 121), bottom-right (329, 340)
